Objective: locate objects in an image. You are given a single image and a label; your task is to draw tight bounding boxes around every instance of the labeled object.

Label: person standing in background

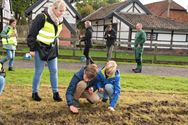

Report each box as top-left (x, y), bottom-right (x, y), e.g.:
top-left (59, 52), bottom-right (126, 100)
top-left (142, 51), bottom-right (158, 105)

top-left (80, 21), bottom-right (94, 65)
top-left (0, 18), bottom-right (17, 71)
top-left (27, 0), bottom-right (66, 101)
top-left (104, 25), bottom-right (116, 61)
top-left (132, 23), bottom-right (146, 73)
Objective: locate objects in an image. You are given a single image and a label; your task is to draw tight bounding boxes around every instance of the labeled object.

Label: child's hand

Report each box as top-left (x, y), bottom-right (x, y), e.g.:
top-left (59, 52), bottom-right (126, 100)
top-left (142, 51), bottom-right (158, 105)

top-left (108, 107), bottom-right (115, 111)
top-left (99, 88), bottom-right (104, 93)
top-left (70, 105), bottom-right (79, 114)
top-left (87, 87), bottom-right (94, 95)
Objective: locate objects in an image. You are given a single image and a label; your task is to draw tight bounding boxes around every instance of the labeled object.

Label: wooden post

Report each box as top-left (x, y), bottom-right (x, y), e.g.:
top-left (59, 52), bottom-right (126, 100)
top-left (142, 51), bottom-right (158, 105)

top-left (150, 29), bottom-right (153, 49)
top-left (128, 27), bottom-right (132, 49)
top-left (170, 30), bottom-right (174, 49)
top-left (153, 43), bottom-right (158, 63)
top-left (114, 45), bottom-right (117, 59)
top-left (73, 36), bottom-right (76, 57)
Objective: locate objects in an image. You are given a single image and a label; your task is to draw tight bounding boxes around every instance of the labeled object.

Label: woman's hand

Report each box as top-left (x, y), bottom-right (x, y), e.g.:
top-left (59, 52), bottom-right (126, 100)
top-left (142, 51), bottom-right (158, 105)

top-left (30, 51), bottom-right (35, 56)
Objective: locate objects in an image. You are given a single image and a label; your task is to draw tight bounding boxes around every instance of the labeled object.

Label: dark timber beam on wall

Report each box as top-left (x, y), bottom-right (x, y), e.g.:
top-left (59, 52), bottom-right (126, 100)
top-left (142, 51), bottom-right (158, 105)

top-left (170, 30), bottom-right (174, 49)
top-left (150, 29), bottom-right (154, 49)
top-left (128, 27), bottom-right (132, 49)
top-left (133, 2), bottom-right (135, 13)
top-left (118, 21), bottom-right (121, 45)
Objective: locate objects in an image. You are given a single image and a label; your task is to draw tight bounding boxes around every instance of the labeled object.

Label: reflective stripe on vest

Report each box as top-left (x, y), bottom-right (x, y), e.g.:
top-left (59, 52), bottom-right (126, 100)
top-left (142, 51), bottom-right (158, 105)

top-left (36, 14), bottom-right (62, 45)
top-left (2, 26), bottom-right (17, 45)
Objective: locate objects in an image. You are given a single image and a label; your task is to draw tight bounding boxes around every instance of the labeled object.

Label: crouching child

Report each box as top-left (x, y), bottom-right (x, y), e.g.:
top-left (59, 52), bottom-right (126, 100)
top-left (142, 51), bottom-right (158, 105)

top-left (97, 60), bottom-right (120, 111)
top-left (66, 64), bottom-right (100, 113)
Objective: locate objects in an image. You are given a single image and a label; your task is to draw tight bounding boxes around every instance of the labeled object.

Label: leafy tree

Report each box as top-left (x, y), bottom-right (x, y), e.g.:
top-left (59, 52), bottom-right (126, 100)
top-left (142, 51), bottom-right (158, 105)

top-left (12, 0), bottom-right (37, 24)
top-left (75, 0), bottom-right (121, 17)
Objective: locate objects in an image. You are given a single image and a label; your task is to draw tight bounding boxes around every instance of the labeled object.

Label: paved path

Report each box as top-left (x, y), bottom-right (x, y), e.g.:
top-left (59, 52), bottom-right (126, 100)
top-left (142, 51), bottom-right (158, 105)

top-left (4, 60), bottom-right (188, 77)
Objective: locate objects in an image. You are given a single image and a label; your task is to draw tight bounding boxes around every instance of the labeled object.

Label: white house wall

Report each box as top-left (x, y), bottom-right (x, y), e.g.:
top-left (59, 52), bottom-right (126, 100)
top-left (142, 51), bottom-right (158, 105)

top-left (120, 4), bottom-right (133, 13)
top-left (173, 34), bottom-right (186, 42)
top-left (2, 0), bottom-right (11, 28)
top-left (113, 16), bottom-right (120, 24)
top-left (2, 0), bottom-right (11, 19)
top-left (158, 33), bottom-right (171, 41)
top-left (105, 19), bottom-right (112, 24)
top-left (134, 3), bottom-right (146, 14)
top-left (32, 0), bottom-right (51, 19)
top-left (31, 0), bottom-right (76, 24)
top-left (120, 3), bottom-right (146, 14)
top-left (91, 17), bottom-right (188, 49)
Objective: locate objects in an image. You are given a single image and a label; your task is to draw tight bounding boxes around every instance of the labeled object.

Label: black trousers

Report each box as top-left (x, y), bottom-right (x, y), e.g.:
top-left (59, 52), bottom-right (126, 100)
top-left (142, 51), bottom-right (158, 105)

top-left (83, 47), bottom-right (94, 65)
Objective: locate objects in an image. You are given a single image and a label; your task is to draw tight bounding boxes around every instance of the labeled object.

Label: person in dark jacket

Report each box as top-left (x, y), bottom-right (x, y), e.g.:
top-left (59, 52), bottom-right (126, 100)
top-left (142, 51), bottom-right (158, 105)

top-left (104, 25), bottom-right (116, 61)
top-left (27, 0), bottom-right (66, 102)
top-left (66, 64), bottom-right (100, 113)
top-left (80, 21), bottom-right (94, 65)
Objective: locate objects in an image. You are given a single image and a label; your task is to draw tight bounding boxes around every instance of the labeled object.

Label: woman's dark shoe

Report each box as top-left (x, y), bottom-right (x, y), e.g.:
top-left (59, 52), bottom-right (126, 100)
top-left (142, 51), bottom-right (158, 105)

top-left (53, 92), bottom-right (62, 102)
top-left (8, 67), bottom-right (14, 71)
top-left (32, 92), bottom-right (42, 101)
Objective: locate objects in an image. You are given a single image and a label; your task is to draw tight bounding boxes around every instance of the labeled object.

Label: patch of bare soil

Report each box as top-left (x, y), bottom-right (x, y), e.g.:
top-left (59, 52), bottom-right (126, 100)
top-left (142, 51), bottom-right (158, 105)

top-left (0, 85), bottom-right (188, 125)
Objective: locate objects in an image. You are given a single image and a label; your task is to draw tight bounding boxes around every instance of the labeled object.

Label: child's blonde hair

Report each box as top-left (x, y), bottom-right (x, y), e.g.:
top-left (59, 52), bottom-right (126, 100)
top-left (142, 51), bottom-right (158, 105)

top-left (85, 64), bottom-right (98, 79)
top-left (105, 60), bottom-right (117, 76)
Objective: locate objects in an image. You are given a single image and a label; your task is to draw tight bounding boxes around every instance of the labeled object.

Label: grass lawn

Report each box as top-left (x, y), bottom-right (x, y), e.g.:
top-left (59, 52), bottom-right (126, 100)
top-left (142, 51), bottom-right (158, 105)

top-left (1, 68), bottom-right (188, 125)
top-left (5, 68), bottom-right (188, 93)
top-left (12, 47), bottom-right (188, 63)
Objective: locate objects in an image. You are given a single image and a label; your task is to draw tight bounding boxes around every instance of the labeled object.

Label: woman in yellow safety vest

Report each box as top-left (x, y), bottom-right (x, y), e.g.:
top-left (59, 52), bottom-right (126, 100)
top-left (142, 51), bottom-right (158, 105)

top-left (0, 18), bottom-right (17, 71)
top-left (27, 0), bottom-right (66, 102)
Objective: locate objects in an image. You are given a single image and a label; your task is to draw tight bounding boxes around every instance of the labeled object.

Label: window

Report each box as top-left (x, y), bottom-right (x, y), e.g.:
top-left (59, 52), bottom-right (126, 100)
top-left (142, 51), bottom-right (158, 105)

top-left (146, 32), bottom-right (158, 40)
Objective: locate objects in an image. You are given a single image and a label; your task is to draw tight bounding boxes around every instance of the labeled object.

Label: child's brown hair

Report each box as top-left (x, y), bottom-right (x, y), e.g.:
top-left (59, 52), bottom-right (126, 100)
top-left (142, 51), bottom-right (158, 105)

top-left (85, 64), bottom-right (98, 80)
top-left (9, 18), bottom-right (16, 25)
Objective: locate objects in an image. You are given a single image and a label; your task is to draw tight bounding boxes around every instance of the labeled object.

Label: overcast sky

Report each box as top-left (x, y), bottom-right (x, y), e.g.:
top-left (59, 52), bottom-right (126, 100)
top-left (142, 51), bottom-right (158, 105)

top-left (140, 0), bottom-right (188, 10)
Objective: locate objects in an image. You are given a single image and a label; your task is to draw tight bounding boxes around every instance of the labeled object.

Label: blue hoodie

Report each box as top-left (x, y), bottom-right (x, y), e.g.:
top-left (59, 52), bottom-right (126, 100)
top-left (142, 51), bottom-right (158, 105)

top-left (96, 68), bottom-right (121, 108)
top-left (65, 67), bottom-right (98, 106)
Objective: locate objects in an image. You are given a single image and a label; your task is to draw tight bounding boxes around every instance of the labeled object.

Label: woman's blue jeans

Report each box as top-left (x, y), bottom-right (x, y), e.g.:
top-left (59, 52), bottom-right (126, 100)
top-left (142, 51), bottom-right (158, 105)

top-left (0, 75), bottom-right (5, 95)
top-left (32, 51), bottom-right (58, 93)
top-left (1, 49), bottom-right (15, 68)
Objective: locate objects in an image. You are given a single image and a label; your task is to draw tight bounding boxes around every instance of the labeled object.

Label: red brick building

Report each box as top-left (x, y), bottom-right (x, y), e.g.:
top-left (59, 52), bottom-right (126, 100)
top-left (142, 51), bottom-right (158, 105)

top-left (145, 0), bottom-right (188, 24)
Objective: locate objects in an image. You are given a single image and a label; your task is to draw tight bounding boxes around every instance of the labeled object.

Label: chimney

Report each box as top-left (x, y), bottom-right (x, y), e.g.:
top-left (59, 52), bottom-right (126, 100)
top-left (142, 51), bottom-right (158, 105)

top-left (167, 0), bottom-right (172, 17)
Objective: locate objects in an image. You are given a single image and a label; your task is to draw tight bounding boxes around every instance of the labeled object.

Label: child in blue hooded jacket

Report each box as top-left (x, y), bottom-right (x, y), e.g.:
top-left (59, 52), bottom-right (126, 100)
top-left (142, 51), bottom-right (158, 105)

top-left (97, 60), bottom-right (120, 111)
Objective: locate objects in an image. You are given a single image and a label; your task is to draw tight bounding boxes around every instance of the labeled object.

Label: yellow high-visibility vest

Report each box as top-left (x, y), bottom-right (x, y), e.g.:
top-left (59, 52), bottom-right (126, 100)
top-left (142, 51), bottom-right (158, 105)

top-left (36, 14), bottom-right (62, 45)
top-left (2, 26), bottom-right (17, 46)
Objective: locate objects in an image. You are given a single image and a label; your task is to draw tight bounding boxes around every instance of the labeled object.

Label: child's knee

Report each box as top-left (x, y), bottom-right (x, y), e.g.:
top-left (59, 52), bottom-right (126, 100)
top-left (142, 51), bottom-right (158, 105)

top-left (105, 84), bottom-right (114, 95)
top-left (77, 81), bottom-right (87, 89)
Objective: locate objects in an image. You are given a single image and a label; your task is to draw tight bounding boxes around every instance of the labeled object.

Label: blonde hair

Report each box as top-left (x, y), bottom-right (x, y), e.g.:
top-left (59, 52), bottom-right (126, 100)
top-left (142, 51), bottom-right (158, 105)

top-left (85, 21), bottom-right (91, 27)
top-left (85, 64), bottom-right (98, 79)
top-left (105, 60), bottom-right (117, 76)
top-left (53, 0), bottom-right (66, 10)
